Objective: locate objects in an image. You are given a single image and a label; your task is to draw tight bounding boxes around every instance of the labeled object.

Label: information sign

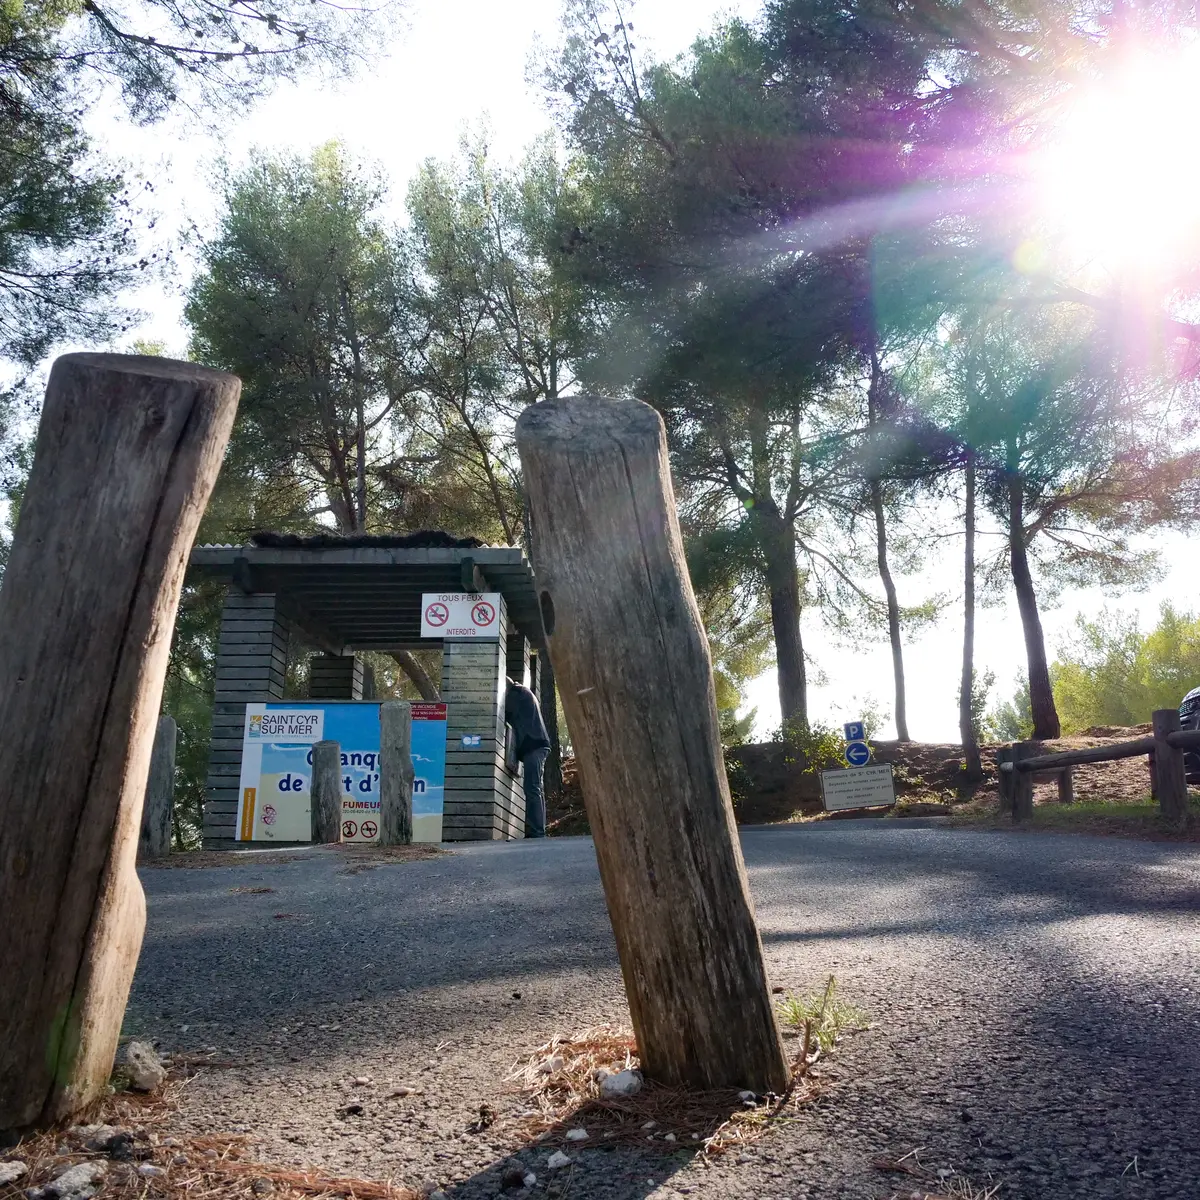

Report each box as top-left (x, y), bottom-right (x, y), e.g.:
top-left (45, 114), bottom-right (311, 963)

top-left (420, 592), bottom-right (501, 639)
top-left (819, 764), bottom-right (896, 812)
top-left (236, 702), bottom-right (447, 843)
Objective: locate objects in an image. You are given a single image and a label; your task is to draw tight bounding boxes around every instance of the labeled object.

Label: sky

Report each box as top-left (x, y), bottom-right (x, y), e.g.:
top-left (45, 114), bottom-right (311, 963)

top-left (82, 0), bottom-right (1200, 742)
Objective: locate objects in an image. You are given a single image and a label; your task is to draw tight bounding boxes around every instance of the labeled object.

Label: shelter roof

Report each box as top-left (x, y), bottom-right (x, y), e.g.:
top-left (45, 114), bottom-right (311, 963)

top-left (189, 534), bottom-right (543, 651)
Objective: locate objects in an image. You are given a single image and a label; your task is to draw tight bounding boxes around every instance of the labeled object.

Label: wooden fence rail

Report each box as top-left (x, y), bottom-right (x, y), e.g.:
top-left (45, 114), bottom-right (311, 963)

top-left (997, 708), bottom-right (1194, 826)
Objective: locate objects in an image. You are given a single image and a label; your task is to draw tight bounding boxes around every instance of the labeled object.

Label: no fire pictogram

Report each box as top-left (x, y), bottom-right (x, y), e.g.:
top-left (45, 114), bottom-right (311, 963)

top-left (342, 819), bottom-right (358, 839)
top-left (360, 820), bottom-right (378, 839)
top-left (420, 592), bottom-right (502, 639)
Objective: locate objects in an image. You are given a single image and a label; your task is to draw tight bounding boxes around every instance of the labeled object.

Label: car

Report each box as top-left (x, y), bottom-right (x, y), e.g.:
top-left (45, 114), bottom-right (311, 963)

top-left (1179, 686), bottom-right (1200, 782)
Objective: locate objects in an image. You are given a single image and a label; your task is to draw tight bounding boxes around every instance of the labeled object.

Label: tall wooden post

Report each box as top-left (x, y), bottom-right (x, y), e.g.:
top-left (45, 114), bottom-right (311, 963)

top-left (0, 354), bottom-right (238, 1132)
top-left (311, 741), bottom-right (343, 844)
top-left (516, 397), bottom-right (789, 1094)
top-left (1012, 742), bottom-right (1035, 823)
top-left (138, 715), bottom-right (177, 859)
top-left (379, 701), bottom-right (414, 845)
top-left (996, 746), bottom-right (1014, 814)
top-left (1152, 709), bottom-right (1188, 825)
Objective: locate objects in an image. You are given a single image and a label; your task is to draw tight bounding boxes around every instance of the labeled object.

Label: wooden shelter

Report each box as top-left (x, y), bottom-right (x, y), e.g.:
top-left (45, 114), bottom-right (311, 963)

top-left (187, 534), bottom-right (546, 848)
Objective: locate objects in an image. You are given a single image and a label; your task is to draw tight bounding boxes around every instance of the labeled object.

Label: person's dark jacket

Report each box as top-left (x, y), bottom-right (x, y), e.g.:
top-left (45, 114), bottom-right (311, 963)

top-left (504, 683), bottom-right (550, 759)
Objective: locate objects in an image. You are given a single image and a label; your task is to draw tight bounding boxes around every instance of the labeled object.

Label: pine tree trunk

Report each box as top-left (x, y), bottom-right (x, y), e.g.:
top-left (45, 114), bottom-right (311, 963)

top-left (871, 480), bottom-right (909, 741)
top-left (960, 454), bottom-right (983, 781)
top-left (1008, 475), bottom-right (1060, 739)
top-left (759, 515), bottom-right (807, 728)
top-left (391, 650), bottom-right (440, 701)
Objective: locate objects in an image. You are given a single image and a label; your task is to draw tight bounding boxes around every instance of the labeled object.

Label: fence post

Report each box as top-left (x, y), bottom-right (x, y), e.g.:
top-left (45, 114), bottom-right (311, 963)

top-left (311, 740), bottom-right (343, 843)
top-left (996, 746), bottom-right (1014, 814)
top-left (379, 701), bottom-right (414, 845)
top-left (138, 715), bottom-right (177, 859)
top-left (1012, 742), bottom-right (1035, 823)
top-left (1057, 765), bottom-right (1074, 805)
top-left (0, 353), bottom-right (238, 1132)
top-left (1152, 709), bottom-right (1188, 826)
top-left (516, 396), bottom-right (789, 1094)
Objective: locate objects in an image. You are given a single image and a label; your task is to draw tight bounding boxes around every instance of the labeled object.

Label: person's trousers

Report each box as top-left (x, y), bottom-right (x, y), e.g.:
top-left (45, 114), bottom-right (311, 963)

top-left (522, 746), bottom-right (550, 838)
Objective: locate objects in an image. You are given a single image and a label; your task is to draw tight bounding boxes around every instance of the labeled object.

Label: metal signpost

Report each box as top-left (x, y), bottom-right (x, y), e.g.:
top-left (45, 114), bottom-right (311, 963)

top-left (820, 717), bottom-right (897, 812)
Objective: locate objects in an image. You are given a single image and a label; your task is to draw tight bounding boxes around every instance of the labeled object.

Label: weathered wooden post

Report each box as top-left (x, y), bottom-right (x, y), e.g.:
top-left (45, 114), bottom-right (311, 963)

top-left (1012, 742), bottom-right (1035, 823)
top-left (1057, 765), bottom-right (1074, 806)
top-left (0, 354), bottom-right (238, 1132)
top-left (138, 715), bottom-right (177, 859)
top-left (379, 701), bottom-right (414, 845)
top-left (311, 740), bottom-right (343, 844)
top-left (1152, 708), bottom-right (1188, 825)
top-left (516, 397), bottom-right (789, 1094)
top-left (996, 746), bottom-right (1014, 814)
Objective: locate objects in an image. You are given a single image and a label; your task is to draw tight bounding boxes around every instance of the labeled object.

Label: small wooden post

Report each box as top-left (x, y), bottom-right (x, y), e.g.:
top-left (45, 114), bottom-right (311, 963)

top-left (1012, 742), bottom-right (1035, 823)
top-left (996, 746), bottom-right (1014, 814)
top-left (0, 354), bottom-right (238, 1131)
top-left (1057, 765), bottom-right (1074, 806)
top-left (379, 701), bottom-right (414, 845)
top-left (311, 740), bottom-right (343, 843)
top-left (516, 396), bottom-right (789, 1094)
top-left (138, 715), bottom-right (177, 859)
top-left (1152, 709), bottom-right (1188, 825)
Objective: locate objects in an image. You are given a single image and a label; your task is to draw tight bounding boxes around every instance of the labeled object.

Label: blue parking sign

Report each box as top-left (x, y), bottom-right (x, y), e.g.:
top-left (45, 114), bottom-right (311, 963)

top-left (843, 720), bottom-right (865, 742)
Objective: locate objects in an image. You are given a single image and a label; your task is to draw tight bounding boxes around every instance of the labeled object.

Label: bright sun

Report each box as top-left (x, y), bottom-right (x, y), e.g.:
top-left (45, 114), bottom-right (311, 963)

top-left (1032, 42), bottom-right (1200, 276)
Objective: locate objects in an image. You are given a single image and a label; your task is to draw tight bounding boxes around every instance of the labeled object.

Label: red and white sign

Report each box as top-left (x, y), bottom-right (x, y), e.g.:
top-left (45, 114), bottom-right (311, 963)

top-left (420, 593), bottom-right (501, 639)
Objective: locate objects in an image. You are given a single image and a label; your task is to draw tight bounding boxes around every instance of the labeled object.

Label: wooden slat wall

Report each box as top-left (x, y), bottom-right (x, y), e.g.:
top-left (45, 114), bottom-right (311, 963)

top-left (440, 600), bottom-right (526, 840)
top-left (309, 653), bottom-right (364, 699)
top-left (203, 590), bottom-right (291, 848)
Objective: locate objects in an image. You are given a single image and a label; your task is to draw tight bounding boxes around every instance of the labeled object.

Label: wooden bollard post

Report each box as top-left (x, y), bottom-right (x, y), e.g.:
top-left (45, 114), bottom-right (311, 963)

top-left (1152, 708), bottom-right (1188, 826)
top-left (1012, 742), bottom-right (1035, 823)
top-left (0, 354), bottom-right (238, 1132)
top-left (138, 715), bottom-right (178, 859)
top-left (996, 746), bottom-right (1014, 814)
top-left (516, 397), bottom-right (789, 1094)
top-left (1057, 765), bottom-right (1074, 805)
top-left (311, 741), bottom-right (343, 843)
top-left (379, 701), bottom-right (414, 845)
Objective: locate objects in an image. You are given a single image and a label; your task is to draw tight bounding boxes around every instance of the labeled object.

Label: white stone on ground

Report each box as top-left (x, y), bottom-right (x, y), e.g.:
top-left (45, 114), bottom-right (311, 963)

top-left (123, 1041), bottom-right (166, 1091)
top-left (0, 1163), bottom-right (27, 1186)
top-left (546, 1150), bottom-right (571, 1170)
top-left (599, 1069), bottom-right (642, 1098)
top-left (565, 1128), bottom-right (588, 1142)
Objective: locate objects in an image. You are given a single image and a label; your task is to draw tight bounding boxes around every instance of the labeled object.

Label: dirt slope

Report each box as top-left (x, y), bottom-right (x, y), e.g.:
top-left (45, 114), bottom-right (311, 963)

top-left (546, 726), bottom-right (1159, 834)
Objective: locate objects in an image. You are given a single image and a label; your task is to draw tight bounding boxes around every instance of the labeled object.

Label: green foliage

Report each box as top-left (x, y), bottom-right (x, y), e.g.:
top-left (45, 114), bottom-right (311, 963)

top-left (161, 581), bottom-right (225, 847)
top-left (959, 669), bottom-right (995, 741)
top-left (776, 976), bottom-right (869, 1054)
top-left (985, 673), bottom-right (1033, 742)
top-left (771, 718), bottom-right (846, 773)
top-left (1051, 605), bottom-right (1200, 732)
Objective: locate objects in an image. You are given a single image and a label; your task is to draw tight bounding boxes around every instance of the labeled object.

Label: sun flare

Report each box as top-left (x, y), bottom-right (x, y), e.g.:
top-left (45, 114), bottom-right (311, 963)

top-left (1032, 42), bottom-right (1200, 275)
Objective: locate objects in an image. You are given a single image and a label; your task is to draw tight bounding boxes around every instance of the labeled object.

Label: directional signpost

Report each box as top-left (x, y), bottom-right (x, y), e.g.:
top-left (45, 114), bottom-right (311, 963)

top-left (845, 740), bottom-right (872, 767)
top-left (820, 717), bottom-right (896, 812)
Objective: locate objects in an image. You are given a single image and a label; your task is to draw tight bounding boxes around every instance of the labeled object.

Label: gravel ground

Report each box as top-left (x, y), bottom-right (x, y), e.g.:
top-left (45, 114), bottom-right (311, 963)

top-left (130, 825), bottom-right (1200, 1199)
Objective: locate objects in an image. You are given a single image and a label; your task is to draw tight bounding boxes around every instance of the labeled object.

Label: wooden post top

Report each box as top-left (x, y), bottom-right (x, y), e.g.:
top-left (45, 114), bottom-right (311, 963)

top-left (52, 353), bottom-right (239, 388)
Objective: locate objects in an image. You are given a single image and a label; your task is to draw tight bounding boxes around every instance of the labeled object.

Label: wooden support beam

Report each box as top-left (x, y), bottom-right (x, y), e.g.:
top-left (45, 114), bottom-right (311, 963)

top-left (1012, 742), bottom-right (1035, 823)
top-left (516, 396), bottom-right (789, 1094)
top-left (311, 741), bottom-right (342, 843)
top-left (139, 716), bottom-right (177, 859)
top-left (379, 701), bottom-right (414, 845)
top-left (0, 353), bottom-right (238, 1131)
top-left (996, 746), bottom-right (1014, 815)
top-left (1152, 708), bottom-right (1188, 826)
top-left (1056, 765), bottom-right (1074, 806)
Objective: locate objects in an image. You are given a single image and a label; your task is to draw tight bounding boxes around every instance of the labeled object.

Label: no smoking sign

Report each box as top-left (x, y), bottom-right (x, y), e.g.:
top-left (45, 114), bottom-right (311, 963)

top-left (420, 592), bottom-right (502, 639)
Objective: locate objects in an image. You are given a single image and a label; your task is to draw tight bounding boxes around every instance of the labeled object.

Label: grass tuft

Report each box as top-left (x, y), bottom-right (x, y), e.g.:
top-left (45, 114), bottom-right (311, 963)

top-left (776, 975), bottom-right (870, 1055)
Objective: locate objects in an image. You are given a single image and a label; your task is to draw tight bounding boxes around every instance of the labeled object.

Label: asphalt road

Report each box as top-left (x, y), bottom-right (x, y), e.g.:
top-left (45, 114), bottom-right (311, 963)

top-left (131, 824), bottom-right (1200, 1199)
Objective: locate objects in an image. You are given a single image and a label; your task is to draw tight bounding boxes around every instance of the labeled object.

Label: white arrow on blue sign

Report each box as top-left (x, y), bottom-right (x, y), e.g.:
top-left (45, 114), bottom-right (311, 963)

top-left (843, 720), bottom-right (865, 742)
top-left (845, 740), bottom-right (871, 767)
